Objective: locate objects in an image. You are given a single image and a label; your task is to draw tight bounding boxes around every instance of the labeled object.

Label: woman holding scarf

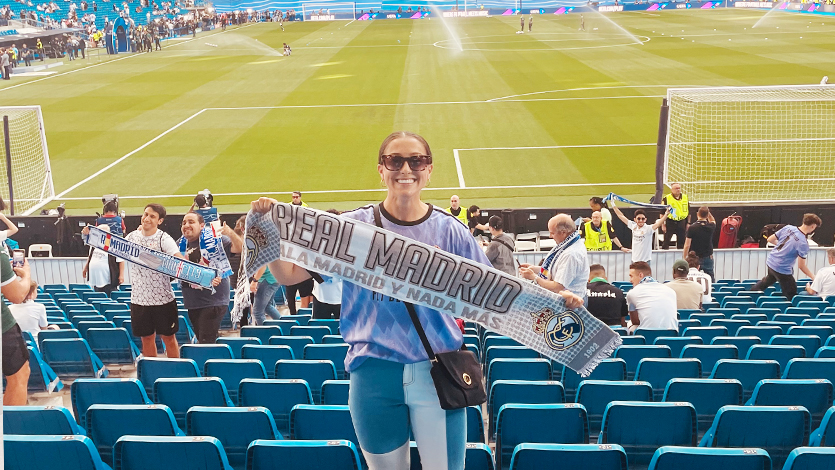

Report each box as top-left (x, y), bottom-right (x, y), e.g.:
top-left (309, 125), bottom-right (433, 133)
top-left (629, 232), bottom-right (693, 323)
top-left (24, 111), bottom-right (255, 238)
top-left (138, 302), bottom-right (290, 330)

top-left (250, 131), bottom-right (584, 470)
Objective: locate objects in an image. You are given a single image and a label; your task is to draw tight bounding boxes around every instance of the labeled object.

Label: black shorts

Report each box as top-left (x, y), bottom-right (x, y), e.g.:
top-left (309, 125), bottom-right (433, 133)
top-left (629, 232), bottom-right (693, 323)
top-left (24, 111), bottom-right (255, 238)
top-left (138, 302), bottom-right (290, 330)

top-left (3, 324), bottom-right (30, 377)
top-left (130, 301), bottom-right (179, 337)
top-left (290, 278), bottom-right (315, 297)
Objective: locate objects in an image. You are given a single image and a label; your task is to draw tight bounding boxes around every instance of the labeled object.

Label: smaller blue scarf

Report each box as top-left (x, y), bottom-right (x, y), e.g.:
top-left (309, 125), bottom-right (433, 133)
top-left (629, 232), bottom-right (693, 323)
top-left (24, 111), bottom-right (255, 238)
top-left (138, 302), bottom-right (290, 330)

top-left (178, 225), bottom-right (233, 279)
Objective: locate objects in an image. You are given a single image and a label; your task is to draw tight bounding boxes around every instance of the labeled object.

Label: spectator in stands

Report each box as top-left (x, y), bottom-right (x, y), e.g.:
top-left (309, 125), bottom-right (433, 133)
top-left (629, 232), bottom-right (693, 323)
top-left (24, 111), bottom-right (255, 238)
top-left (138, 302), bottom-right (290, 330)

top-left (586, 196), bottom-right (612, 223)
top-left (519, 214), bottom-right (590, 299)
top-left (612, 204), bottom-right (670, 265)
top-left (580, 210), bottom-right (629, 252)
top-left (753, 213), bottom-right (821, 299)
top-left (661, 183), bottom-right (690, 250)
top-left (285, 277), bottom-right (314, 315)
top-left (467, 205), bottom-right (489, 238)
top-left (96, 199), bottom-right (125, 235)
top-left (445, 194), bottom-right (467, 225)
top-left (0, 196), bottom-right (20, 256)
top-left (666, 259), bottom-right (703, 310)
top-left (179, 212), bottom-right (241, 344)
top-left (806, 247), bottom-right (835, 298)
top-left (682, 206), bottom-right (716, 282)
top-left (309, 210), bottom-right (344, 320)
top-left (250, 131), bottom-right (586, 470)
top-left (250, 266), bottom-right (282, 324)
top-left (626, 261), bottom-right (678, 333)
top-left (9, 281), bottom-right (59, 339)
top-left (685, 251), bottom-right (712, 303)
top-left (586, 264), bottom-right (627, 327)
top-left (485, 215), bottom-right (516, 276)
top-left (82, 224), bottom-right (125, 297)
top-left (1, 253), bottom-right (33, 405)
top-left (290, 190), bottom-right (307, 207)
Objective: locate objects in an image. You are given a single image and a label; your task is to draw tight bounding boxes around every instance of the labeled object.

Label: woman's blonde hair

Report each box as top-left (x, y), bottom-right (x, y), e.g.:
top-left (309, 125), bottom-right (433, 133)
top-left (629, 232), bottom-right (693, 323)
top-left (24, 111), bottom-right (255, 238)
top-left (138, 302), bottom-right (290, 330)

top-left (377, 131), bottom-right (432, 164)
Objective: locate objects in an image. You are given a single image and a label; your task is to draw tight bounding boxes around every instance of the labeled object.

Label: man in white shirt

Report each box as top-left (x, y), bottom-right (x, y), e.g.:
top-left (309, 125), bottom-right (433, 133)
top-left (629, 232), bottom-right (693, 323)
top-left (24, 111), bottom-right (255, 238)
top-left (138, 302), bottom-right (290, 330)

top-left (519, 214), bottom-right (590, 299)
top-left (625, 261), bottom-right (678, 333)
top-left (612, 204), bottom-right (670, 264)
top-left (9, 281), bottom-right (58, 338)
top-left (685, 251), bottom-right (713, 303)
top-left (807, 247), bottom-right (835, 298)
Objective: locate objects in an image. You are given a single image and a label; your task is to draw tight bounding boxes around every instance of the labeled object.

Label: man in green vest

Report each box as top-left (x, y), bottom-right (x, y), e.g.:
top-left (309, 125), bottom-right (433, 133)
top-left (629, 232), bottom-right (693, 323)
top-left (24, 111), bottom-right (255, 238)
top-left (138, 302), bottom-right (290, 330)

top-left (580, 211), bottom-right (629, 252)
top-left (662, 183), bottom-right (690, 250)
top-left (445, 194), bottom-right (467, 225)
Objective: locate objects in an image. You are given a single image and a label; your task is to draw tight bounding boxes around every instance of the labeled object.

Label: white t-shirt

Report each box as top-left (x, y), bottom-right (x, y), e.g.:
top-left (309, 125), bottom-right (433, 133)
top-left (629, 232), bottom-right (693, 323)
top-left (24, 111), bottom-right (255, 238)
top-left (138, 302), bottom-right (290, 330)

top-left (544, 237), bottom-right (590, 299)
top-left (312, 275), bottom-right (343, 305)
top-left (687, 267), bottom-right (713, 303)
top-left (627, 221), bottom-right (654, 263)
top-left (88, 248), bottom-right (125, 288)
top-left (9, 300), bottom-right (47, 338)
top-left (125, 229), bottom-right (180, 306)
top-left (626, 281), bottom-right (678, 331)
top-left (811, 265), bottom-right (835, 298)
top-left (600, 208), bottom-right (612, 224)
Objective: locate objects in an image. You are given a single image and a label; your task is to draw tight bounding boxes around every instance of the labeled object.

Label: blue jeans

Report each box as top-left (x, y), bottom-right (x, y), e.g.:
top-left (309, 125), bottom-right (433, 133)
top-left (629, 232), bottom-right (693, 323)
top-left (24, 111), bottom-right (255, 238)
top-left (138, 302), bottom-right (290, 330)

top-left (252, 281), bottom-right (281, 325)
top-left (700, 256), bottom-right (715, 283)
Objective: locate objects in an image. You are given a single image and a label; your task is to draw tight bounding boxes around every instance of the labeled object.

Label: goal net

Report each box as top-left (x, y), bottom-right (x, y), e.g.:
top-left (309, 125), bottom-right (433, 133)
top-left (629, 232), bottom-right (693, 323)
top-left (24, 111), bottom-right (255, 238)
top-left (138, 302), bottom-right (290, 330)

top-left (0, 106), bottom-right (54, 215)
top-left (301, 2), bottom-right (356, 21)
top-left (662, 84), bottom-right (835, 204)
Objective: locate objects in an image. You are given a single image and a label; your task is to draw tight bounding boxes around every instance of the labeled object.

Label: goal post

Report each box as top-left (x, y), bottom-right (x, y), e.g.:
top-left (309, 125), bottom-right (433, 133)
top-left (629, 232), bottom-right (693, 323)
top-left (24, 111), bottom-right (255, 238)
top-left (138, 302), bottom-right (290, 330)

top-left (0, 106), bottom-right (54, 216)
top-left (660, 84), bottom-right (835, 204)
top-left (301, 2), bottom-right (357, 21)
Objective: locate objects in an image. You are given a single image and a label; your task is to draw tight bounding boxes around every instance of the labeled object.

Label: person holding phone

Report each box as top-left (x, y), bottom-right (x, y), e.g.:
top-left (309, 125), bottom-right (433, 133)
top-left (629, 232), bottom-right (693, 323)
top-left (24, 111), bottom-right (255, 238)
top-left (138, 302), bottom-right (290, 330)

top-left (1, 253), bottom-right (34, 405)
top-left (0, 195), bottom-right (19, 256)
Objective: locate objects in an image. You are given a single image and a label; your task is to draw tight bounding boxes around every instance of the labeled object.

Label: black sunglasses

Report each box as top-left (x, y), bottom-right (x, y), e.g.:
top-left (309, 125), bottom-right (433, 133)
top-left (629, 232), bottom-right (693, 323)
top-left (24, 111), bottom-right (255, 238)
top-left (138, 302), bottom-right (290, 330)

top-left (380, 155), bottom-right (432, 172)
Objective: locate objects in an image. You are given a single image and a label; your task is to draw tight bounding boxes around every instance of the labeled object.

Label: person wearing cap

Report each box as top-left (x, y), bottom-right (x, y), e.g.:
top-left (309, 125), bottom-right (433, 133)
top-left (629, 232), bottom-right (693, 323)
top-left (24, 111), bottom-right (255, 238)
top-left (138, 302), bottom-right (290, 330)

top-left (666, 259), bottom-right (703, 310)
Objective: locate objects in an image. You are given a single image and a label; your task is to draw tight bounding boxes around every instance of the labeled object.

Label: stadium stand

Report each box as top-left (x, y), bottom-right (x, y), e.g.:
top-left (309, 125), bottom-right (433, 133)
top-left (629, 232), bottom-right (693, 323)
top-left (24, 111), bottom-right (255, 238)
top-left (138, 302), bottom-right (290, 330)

top-left (85, 404), bottom-right (184, 465)
top-left (4, 435), bottom-right (111, 470)
top-left (186, 406), bottom-right (281, 470)
top-left (238, 378), bottom-right (313, 438)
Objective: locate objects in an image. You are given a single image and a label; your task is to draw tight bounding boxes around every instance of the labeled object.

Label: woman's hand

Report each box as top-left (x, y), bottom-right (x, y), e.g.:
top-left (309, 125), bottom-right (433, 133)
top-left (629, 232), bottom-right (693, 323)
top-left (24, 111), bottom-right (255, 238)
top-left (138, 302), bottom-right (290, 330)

top-left (559, 290), bottom-right (584, 309)
top-left (251, 197), bottom-right (278, 214)
top-left (211, 277), bottom-right (221, 287)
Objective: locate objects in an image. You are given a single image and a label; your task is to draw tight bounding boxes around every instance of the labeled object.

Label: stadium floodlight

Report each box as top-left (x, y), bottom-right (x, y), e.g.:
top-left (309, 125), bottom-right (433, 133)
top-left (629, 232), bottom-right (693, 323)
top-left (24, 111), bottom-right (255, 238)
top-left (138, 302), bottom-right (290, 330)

top-left (301, 2), bottom-right (357, 21)
top-left (0, 106), bottom-right (55, 215)
top-left (657, 84), bottom-right (835, 204)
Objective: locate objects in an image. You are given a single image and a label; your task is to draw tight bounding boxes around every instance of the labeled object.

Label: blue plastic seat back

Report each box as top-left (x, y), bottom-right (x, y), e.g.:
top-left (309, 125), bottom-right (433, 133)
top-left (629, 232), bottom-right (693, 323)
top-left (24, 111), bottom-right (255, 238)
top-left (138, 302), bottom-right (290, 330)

top-left (496, 404), bottom-right (588, 469)
top-left (634, 329), bottom-right (678, 346)
top-left (759, 300), bottom-right (791, 311)
top-left (701, 405), bottom-right (810, 469)
top-left (268, 336), bottom-right (314, 359)
top-left (483, 335), bottom-right (523, 351)
top-left (782, 447), bottom-right (835, 470)
top-left (749, 306), bottom-right (782, 319)
top-left (186, 406), bottom-right (280, 470)
top-left (509, 443), bottom-right (627, 470)
top-left (600, 402), bottom-right (697, 469)
top-left (811, 407), bottom-right (835, 446)
top-left (793, 295), bottom-right (823, 307)
top-left (737, 326), bottom-right (784, 345)
top-left (706, 308), bottom-right (740, 319)
top-left (245, 439), bottom-right (361, 470)
top-left (175, 316), bottom-right (196, 345)
top-left (322, 335), bottom-right (347, 344)
top-left (36, 328), bottom-right (81, 351)
top-left (774, 313), bottom-right (813, 325)
top-left (274, 360), bottom-right (337, 405)
top-left (636, 359), bottom-right (702, 400)
top-left (709, 359), bottom-right (781, 401)
top-left (180, 344), bottom-right (234, 371)
top-left (678, 320), bottom-right (701, 331)
top-left (663, 378), bottom-right (743, 438)
top-left (648, 446), bottom-right (771, 470)
top-left (289, 326), bottom-right (331, 344)
top-left (321, 380), bottom-right (350, 405)
top-left (798, 301), bottom-right (833, 312)
top-left (153, 378), bottom-right (234, 429)
top-left (283, 314), bottom-right (311, 326)
top-left (682, 328), bottom-right (728, 348)
top-left (239, 379), bottom-right (313, 438)
top-left (709, 320), bottom-right (750, 337)
top-left (747, 379), bottom-right (833, 428)
top-left (4, 434), bottom-right (111, 470)
top-left (307, 319), bottom-right (340, 335)
top-left (216, 337), bottom-right (262, 359)
top-left (613, 346), bottom-right (672, 380)
top-left (71, 378), bottom-right (151, 429)
top-left (86, 404), bottom-right (183, 466)
top-left (113, 435), bottom-right (233, 470)
top-left (817, 347), bottom-right (835, 358)
top-left (746, 345), bottom-right (806, 374)
top-left (721, 295), bottom-right (752, 307)
top-left (136, 358), bottom-right (201, 401)
top-left (27, 345), bottom-right (64, 393)
top-left (790, 326), bottom-right (834, 342)
top-left (561, 358), bottom-right (626, 402)
top-left (484, 345), bottom-right (541, 365)
top-left (86, 328), bottom-right (139, 364)
top-left (770, 335), bottom-right (821, 358)
top-left (758, 321), bottom-right (795, 334)
top-left (488, 380), bottom-right (565, 438)
top-left (724, 302), bottom-right (757, 314)
top-left (241, 345), bottom-right (294, 378)
top-left (654, 337), bottom-right (703, 359)
top-left (784, 358), bottom-right (835, 386)
top-left (692, 314), bottom-right (726, 325)
top-left (466, 406), bottom-right (486, 444)
top-left (803, 319), bottom-right (835, 331)
top-left (304, 344), bottom-right (350, 380)
top-left (681, 345), bottom-right (738, 378)
top-left (711, 336), bottom-right (760, 356)
top-left (203, 359), bottom-right (267, 404)
top-left (576, 380), bottom-right (653, 437)
top-left (678, 309), bottom-right (701, 320)
top-left (486, 358), bottom-right (552, 391)
top-left (620, 336), bottom-right (646, 346)
top-left (239, 326), bottom-right (284, 345)
top-left (730, 314), bottom-right (766, 324)
top-left (3, 405), bottom-right (85, 436)
top-left (264, 319), bottom-right (299, 331)
top-left (290, 405), bottom-right (360, 456)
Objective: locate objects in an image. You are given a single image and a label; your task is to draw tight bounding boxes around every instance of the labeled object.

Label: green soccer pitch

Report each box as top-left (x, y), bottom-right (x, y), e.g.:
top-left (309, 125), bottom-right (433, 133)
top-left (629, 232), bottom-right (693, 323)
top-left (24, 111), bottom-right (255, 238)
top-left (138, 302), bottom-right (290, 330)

top-left (4, 7), bottom-right (833, 214)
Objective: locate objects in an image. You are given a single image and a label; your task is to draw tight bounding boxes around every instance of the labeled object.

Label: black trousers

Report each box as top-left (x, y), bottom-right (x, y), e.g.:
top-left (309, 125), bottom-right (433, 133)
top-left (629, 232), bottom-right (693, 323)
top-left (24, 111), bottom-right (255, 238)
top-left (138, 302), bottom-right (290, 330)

top-left (94, 284), bottom-right (115, 298)
top-left (312, 298), bottom-right (341, 319)
top-left (187, 305), bottom-right (226, 344)
top-left (663, 219), bottom-right (687, 249)
top-left (753, 266), bottom-right (798, 299)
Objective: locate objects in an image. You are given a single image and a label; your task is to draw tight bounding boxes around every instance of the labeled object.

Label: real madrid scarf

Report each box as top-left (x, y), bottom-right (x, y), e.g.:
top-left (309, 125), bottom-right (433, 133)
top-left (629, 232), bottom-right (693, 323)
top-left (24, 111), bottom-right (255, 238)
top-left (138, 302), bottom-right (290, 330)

top-left (178, 225), bottom-right (233, 279)
top-left (84, 225), bottom-right (218, 288)
top-left (234, 203), bottom-right (621, 376)
top-left (603, 192), bottom-right (675, 219)
top-left (537, 231), bottom-right (581, 281)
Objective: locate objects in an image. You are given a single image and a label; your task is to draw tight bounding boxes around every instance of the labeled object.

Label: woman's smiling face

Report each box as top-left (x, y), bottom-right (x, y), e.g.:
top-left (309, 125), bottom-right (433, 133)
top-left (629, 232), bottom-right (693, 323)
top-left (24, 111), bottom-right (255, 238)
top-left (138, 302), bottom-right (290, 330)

top-left (378, 136), bottom-right (433, 199)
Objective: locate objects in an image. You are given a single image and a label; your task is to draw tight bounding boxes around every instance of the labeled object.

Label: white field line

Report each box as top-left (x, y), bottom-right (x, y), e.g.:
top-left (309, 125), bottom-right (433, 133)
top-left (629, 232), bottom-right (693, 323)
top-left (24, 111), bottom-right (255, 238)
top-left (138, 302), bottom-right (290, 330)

top-left (344, 19), bottom-right (356, 26)
top-left (458, 142), bottom-right (655, 151)
top-left (452, 149), bottom-right (466, 188)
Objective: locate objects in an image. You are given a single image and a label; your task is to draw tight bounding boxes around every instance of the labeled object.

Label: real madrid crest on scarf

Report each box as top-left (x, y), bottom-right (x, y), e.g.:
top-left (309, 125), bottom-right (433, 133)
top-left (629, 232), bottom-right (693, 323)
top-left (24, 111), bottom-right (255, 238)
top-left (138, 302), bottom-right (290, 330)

top-left (531, 308), bottom-right (585, 352)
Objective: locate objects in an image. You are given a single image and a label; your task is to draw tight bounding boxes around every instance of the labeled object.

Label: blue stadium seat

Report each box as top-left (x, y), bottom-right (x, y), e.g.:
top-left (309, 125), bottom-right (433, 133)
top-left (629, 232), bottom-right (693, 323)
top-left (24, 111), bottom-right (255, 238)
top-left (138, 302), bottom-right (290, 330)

top-left (709, 320), bottom-right (749, 337)
top-left (239, 326), bottom-right (284, 345)
top-left (180, 344), bottom-right (234, 371)
top-left (241, 344), bottom-right (294, 377)
top-left (783, 358), bottom-right (835, 384)
top-left (782, 447), bottom-right (835, 470)
top-left (678, 320), bottom-right (701, 331)
top-left (322, 335), bottom-right (347, 344)
top-left (113, 435), bottom-right (234, 470)
top-left (746, 344), bottom-right (806, 373)
top-left (709, 359), bottom-right (781, 401)
top-left (620, 336), bottom-right (646, 346)
top-left (86, 404), bottom-right (184, 466)
top-left (721, 296), bottom-right (752, 308)
top-left (678, 309), bottom-right (701, 320)
top-left (175, 316), bottom-right (196, 345)
top-left (26, 345), bottom-right (64, 393)
top-left (36, 328), bottom-right (81, 351)
top-left (748, 307), bottom-right (782, 319)
top-left (86, 328), bottom-right (139, 364)
top-left (724, 302), bottom-right (757, 314)
top-left (663, 378), bottom-right (743, 437)
top-left (304, 344), bottom-right (350, 380)
top-left (654, 337), bottom-right (702, 358)
top-left (136, 357), bottom-right (201, 401)
top-left (634, 329), bottom-right (679, 346)
top-left (216, 337), bottom-right (262, 359)
top-left (308, 319), bottom-right (340, 335)
top-left (730, 313), bottom-right (767, 324)
top-left (810, 406), bottom-right (835, 446)
top-left (290, 404), bottom-right (360, 458)
top-left (508, 443), bottom-right (627, 470)
top-left (203, 359), bottom-right (267, 404)
top-left (269, 336), bottom-right (314, 359)
top-left (486, 358), bottom-right (552, 391)
top-left (576, 380), bottom-right (653, 438)
top-left (758, 321), bottom-right (795, 334)
top-left (466, 344), bottom-right (482, 362)
top-left (290, 326), bottom-right (331, 344)
top-left (77, 321), bottom-right (116, 340)
top-left (467, 406), bottom-right (486, 443)
top-left (186, 406), bottom-right (281, 470)
top-left (793, 295), bottom-right (822, 307)
top-left (283, 314), bottom-right (311, 326)
top-left (5, 434), bottom-right (111, 470)
top-left (817, 347), bottom-right (835, 358)
top-left (274, 359), bottom-right (337, 405)
top-left (122, 320), bottom-right (165, 354)
top-left (561, 358), bottom-right (626, 402)
top-left (737, 326), bottom-right (783, 344)
top-left (746, 379), bottom-right (833, 428)
top-left (238, 379), bottom-right (313, 438)
top-left (484, 345), bottom-right (541, 364)
top-left (42, 338), bottom-right (108, 378)
top-left (153, 377), bottom-right (235, 429)
top-left (647, 446), bottom-right (771, 470)
top-left (496, 404), bottom-right (588, 469)
top-left (802, 319), bottom-right (835, 331)
top-left (706, 308), bottom-right (740, 319)
top-left (711, 336), bottom-right (760, 356)
top-left (488, 380), bottom-right (565, 438)
top-left (797, 301), bottom-right (831, 313)
top-left (264, 319), bottom-right (300, 331)
top-left (71, 315), bottom-right (107, 327)
top-left (700, 405), bottom-right (811, 469)
top-left (770, 335), bottom-right (821, 357)
top-left (463, 442), bottom-right (496, 470)
top-left (483, 336), bottom-right (522, 351)
top-left (692, 314), bottom-right (726, 325)
top-left (599, 401), bottom-right (697, 469)
top-left (321, 379), bottom-right (350, 405)
top-left (681, 345), bottom-right (738, 378)
top-left (71, 378), bottom-right (152, 429)
top-left (790, 325), bottom-right (834, 342)
top-left (635, 358), bottom-right (701, 400)
top-left (245, 439), bottom-right (362, 470)
top-left (613, 346), bottom-right (672, 380)
top-left (774, 313), bottom-right (813, 325)
top-left (4, 405), bottom-right (86, 435)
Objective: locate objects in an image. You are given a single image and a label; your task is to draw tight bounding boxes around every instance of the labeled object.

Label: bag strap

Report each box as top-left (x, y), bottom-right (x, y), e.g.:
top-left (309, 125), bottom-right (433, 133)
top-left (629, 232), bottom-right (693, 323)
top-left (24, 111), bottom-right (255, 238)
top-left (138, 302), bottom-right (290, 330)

top-left (372, 204), bottom-right (437, 362)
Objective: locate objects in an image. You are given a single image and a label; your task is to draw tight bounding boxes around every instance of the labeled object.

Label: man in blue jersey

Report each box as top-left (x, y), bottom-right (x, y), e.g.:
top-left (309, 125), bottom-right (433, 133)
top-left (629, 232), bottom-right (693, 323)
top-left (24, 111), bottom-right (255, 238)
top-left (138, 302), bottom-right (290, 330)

top-left (753, 213), bottom-right (821, 299)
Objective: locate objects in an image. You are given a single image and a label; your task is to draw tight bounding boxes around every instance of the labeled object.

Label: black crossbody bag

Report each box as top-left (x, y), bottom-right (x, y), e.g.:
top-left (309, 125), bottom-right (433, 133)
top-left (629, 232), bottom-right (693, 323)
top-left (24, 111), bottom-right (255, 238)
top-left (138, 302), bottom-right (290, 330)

top-left (373, 204), bottom-right (486, 410)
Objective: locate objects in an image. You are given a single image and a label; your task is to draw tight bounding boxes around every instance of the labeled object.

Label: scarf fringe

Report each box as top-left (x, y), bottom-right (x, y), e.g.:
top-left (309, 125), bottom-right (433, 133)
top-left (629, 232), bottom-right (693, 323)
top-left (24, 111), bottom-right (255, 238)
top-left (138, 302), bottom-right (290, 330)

top-left (577, 333), bottom-right (623, 378)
